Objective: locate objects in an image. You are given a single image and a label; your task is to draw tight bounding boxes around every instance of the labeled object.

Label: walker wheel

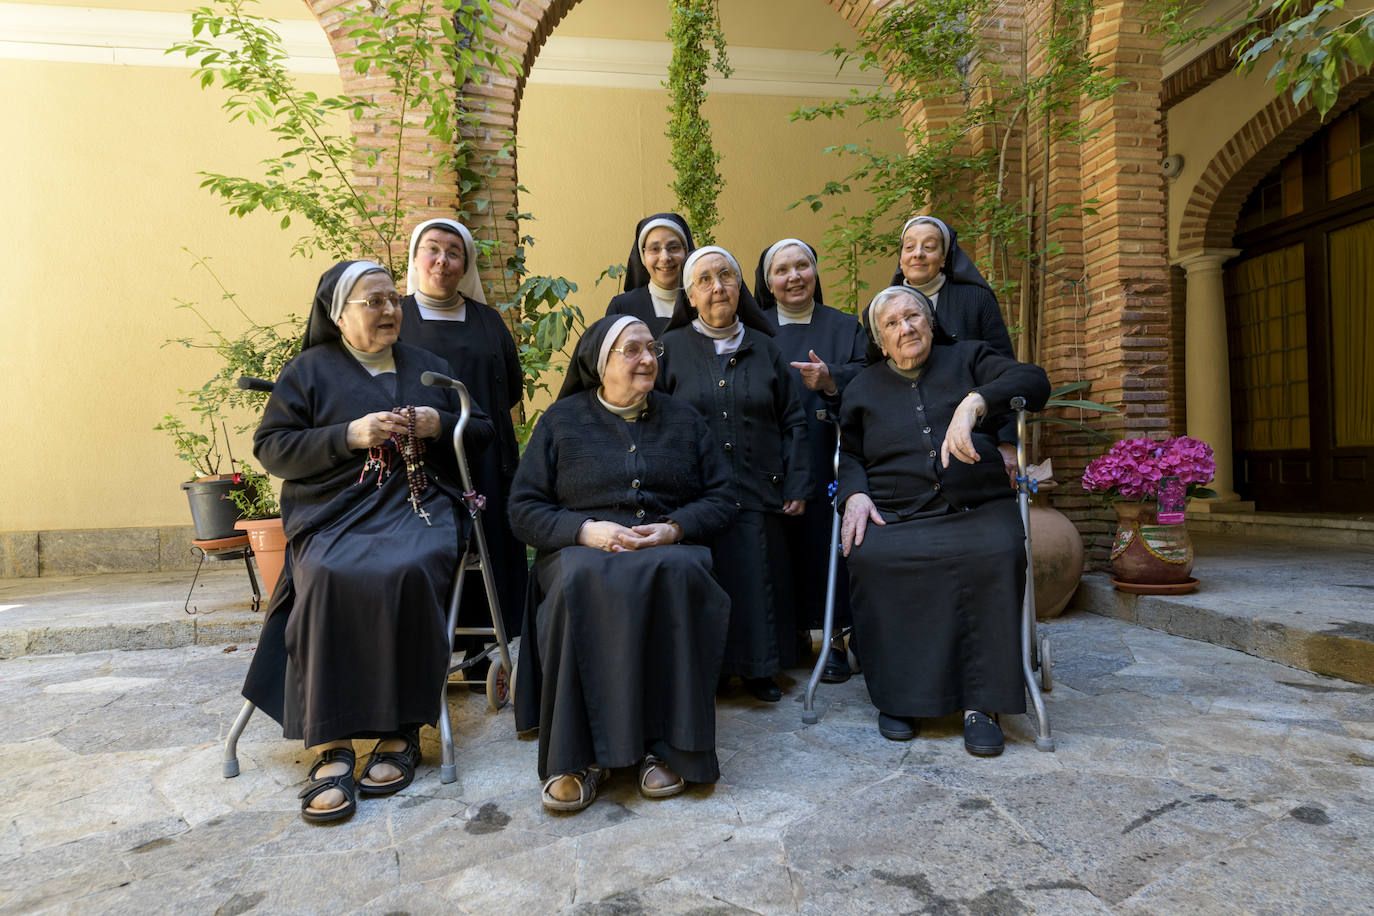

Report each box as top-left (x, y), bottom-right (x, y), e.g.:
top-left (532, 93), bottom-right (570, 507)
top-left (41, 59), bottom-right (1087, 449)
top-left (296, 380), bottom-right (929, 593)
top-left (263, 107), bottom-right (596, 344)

top-left (1039, 636), bottom-right (1053, 692)
top-left (486, 657), bottom-right (510, 711)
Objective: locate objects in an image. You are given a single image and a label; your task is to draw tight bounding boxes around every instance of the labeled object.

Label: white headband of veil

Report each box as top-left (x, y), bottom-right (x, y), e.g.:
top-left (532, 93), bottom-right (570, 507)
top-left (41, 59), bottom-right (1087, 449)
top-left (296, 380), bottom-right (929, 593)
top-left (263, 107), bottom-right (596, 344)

top-left (682, 245), bottom-right (742, 290)
top-left (900, 216), bottom-right (951, 255)
top-left (636, 218), bottom-right (688, 254)
top-left (330, 261), bottom-right (389, 323)
top-left (760, 238), bottom-right (815, 292)
top-left (407, 218), bottom-right (485, 304)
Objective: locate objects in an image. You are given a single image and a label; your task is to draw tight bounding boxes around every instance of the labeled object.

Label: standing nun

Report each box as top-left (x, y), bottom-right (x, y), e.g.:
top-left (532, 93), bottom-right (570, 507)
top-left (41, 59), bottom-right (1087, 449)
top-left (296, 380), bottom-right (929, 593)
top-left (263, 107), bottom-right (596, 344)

top-left (754, 239), bottom-right (867, 682)
top-left (397, 218), bottom-right (527, 656)
top-left (893, 215), bottom-right (1018, 465)
top-left (605, 212), bottom-right (695, 337)
top-left (657, 246), bottom-right (812, 702)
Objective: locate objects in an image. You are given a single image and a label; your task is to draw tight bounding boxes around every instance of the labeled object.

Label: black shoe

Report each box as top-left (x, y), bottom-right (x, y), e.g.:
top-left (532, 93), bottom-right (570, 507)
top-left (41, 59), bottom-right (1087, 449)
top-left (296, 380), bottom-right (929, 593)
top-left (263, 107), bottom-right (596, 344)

top-left (743, 677), bottom-right (783, 702)
top-left (878, 712), bottom-right (918, 741)
top-left (820, 646), bottom-right (852, 684)
top-left (963, 711), bottom-right (1004, 756)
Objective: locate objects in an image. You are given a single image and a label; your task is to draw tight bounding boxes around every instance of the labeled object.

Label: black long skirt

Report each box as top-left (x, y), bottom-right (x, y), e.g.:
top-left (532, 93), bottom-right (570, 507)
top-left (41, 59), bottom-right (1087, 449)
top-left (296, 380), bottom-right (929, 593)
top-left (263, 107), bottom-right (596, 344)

top-left (846, 498), bottom-right (1026, 718)
top-left (243, 476), bottom-right (459, 747)
top-left (713, 510), bottom-right (797, 677)
top-left (525, 544), bottom-right (730, 783)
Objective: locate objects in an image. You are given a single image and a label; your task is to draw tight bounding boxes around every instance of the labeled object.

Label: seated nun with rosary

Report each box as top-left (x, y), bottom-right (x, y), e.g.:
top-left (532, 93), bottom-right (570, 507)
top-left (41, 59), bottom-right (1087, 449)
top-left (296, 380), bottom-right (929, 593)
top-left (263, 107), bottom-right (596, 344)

top-left (241, 260), bottom-right (494, 824)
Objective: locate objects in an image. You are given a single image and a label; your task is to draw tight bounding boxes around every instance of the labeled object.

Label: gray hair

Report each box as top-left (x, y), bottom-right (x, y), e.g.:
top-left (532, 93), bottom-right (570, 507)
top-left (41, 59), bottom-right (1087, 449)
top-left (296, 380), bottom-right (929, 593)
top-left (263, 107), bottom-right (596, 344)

top-left (866, 285), bottom-right (933, 343)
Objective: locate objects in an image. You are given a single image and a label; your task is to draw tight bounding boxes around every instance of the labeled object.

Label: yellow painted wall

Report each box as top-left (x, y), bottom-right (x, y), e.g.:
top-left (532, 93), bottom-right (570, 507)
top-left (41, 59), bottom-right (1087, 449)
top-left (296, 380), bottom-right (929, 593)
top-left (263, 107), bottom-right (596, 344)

top-left (555, 0), bottom-right (854, 50)
top-left (2, 0), bottom-right (340, 531)
top-left (4, 0), bottom-right (902, 534)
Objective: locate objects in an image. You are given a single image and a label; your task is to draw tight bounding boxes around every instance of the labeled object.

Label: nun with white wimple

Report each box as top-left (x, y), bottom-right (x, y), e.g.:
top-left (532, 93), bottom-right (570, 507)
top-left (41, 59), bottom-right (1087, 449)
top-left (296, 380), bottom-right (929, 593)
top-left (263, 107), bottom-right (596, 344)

top-left (892, 215), bottom-right (1014, 358)
top-left (605, 212), bottom-right (696, 337)
top-left (657, 245), bottom-right (812, 703)
top-left (509, 315), bottom-right (736, 814)
top-left (753, 238), bottom-right (868, 683)
top-left (397, 218), bottom-right (527, 648)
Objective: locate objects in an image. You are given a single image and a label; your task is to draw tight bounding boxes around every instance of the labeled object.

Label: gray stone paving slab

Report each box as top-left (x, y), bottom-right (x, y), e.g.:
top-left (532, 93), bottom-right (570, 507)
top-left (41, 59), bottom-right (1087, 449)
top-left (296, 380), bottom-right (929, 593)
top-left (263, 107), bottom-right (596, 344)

top-left (2, 613), bottom-right (1373, 913)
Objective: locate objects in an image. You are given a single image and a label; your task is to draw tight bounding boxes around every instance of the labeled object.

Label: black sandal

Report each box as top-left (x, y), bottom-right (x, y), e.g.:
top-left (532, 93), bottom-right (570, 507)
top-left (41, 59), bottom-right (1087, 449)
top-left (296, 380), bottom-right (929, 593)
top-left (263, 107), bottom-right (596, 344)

top-left (299, 746), bottom-right (357, 824)
top-left (358, 729), bottom-right (422, 796)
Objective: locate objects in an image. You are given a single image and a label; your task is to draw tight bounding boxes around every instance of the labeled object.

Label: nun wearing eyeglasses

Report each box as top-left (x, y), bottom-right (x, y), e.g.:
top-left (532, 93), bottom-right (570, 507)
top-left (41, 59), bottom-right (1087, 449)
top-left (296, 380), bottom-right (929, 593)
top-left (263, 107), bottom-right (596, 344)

top-left (754, 238), bottom-right (868, 683)
top-left (657, 246), bottom-right (812, 703)
top-left (605, 212), bottom-right (696, 337)
top-left (838, 286), bottom-right (1048, 755)
top-left (243, 260), bottom-right (494, 824)
top-left (509, 315), bottom-right (735, 814)
top-left (397, 218), bottom-right (528, 662)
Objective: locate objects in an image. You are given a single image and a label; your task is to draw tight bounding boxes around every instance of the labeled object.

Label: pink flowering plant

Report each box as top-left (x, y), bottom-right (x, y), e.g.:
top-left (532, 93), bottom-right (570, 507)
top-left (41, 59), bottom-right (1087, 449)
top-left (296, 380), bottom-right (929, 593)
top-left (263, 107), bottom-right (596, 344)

top-left (1081, 436), bottom-right (1218, 502)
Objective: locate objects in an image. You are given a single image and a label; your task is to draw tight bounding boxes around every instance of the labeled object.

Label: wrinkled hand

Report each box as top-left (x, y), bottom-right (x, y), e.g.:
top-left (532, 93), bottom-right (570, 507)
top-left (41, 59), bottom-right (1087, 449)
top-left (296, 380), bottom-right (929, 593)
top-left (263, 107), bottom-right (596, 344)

top-left (577, 520), bottom-right (638, 552)
top-left (782, 499), bottom-right (806, 517)
top-left (616, 522), bottom-right (681, 550)
top-left (788, 349), bottom-right (837, 395)
top-left (412, 406), bottom-right (441, 440)
top-left (346, 411), bottom-right (411, 450)
top-left (997, 442), bottom-right (1019, 488)
top-left (840, 493), bottom-right (884, 557)
top-left (940, 392), bottom-right (987, 467)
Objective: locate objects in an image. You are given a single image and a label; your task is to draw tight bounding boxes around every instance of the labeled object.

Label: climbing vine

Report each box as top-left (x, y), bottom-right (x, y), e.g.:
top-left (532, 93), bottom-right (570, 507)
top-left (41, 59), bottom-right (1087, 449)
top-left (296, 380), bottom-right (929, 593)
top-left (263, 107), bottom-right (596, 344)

top-left (665, 0), bottom-right (732, 245)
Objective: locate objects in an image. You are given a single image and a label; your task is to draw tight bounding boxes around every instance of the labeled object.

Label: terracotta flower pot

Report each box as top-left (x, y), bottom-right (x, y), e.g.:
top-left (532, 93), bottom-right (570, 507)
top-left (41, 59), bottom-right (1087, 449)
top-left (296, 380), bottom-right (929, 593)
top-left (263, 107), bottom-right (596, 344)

top-left (1110, 501), bottom-right (1194, 588)
top-left (235, 517), bottom-right (286, 598)
top-left (1029, 496), bottom-right (1084, 618)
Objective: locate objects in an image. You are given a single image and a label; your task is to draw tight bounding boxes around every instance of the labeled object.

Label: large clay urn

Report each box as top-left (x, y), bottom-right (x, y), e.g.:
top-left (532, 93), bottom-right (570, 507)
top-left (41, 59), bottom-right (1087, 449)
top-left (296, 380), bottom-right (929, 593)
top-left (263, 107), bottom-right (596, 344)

top-left (1028, 487), bottom-right (1084, 619)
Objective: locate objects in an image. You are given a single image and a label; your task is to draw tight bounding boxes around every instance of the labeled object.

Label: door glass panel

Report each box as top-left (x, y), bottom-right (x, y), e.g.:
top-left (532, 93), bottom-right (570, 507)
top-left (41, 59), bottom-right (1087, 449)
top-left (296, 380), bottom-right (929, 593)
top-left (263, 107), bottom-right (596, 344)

top-left (1329, 219), bottom-right (1374, 447)
top-left (1227, 245), bottom-right (1309, 450)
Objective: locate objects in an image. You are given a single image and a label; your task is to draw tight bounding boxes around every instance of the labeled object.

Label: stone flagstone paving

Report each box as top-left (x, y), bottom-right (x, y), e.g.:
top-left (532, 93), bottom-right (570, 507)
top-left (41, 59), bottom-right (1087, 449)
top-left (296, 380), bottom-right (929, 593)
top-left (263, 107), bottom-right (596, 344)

top-left (2, 613), bottom-right (1372, 913)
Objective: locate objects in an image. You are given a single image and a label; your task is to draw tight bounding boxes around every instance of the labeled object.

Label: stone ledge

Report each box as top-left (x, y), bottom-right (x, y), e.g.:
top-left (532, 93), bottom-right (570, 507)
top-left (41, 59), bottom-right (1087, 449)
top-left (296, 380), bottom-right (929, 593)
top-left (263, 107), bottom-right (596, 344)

top-left (2, 526), bottom-right (201, 578)
top-left (0, 614), bottom-right (263, 660)
top-left (1071, 574), bottom-right (1374, 686)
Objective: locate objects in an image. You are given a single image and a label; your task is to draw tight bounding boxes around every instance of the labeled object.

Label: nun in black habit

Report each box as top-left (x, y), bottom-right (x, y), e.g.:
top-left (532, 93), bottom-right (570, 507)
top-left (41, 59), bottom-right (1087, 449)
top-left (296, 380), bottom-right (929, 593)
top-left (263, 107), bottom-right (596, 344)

top-left (838, 286), bottom-right (1048, 755)
top-left (754, 238), bottom-right (867, 683)
top-left (397, 218), bottom-right (527, 657)
top-left (509, 315), bottom-right (735, 813)
top-left (604, 212), bottom-right (695, 337)
top-left (242, 260), bottom-right (494, 823)
top-left (656, 246), bottom-right (813, 703)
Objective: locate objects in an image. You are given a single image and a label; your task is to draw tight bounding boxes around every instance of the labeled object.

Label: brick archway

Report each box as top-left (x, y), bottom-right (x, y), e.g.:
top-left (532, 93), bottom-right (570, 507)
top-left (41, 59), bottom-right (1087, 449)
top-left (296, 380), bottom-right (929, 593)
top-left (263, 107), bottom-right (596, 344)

top-left (304, 0), bottom-right (896, 269)
top-left (1178, 63), bottom-right (1374, 253)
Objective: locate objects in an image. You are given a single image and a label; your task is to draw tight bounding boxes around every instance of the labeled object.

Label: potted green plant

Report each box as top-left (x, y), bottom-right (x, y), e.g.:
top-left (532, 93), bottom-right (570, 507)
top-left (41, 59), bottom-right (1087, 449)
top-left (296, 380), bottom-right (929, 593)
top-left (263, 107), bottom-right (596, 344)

top-left (155, 407), bottom-right (248, 541)
top-left (228, 463), bottom-right (287, 596)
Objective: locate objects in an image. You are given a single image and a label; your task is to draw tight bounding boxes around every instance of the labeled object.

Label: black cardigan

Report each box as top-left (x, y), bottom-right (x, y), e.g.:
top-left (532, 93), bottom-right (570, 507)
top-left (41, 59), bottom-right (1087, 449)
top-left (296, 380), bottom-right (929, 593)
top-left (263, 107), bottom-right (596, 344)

top-left (657, 325), bottom-right (813, 512)
top-left (508, 390), bottom-right (736, 551)
top-left (929, 281), bottom-right (1016, 359)
top-left (837, 341), bottom-right (1049, 518)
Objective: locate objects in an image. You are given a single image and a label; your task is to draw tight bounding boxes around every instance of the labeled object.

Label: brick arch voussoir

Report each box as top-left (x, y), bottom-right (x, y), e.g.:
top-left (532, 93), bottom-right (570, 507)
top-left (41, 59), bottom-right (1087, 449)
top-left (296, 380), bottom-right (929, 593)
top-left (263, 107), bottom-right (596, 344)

top-left (1179, 65), bottom-right (1374, 252)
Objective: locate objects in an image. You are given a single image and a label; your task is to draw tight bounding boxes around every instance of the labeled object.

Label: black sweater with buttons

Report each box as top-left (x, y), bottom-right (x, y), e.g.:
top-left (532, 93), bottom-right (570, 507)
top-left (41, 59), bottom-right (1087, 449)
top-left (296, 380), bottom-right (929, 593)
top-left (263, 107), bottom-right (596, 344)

top-left (508, 390), bottom-right (737, 552)
top-left (837, 341), bottom-right (1050, 519)
top-left (657, 326), bottom-right (813, 512)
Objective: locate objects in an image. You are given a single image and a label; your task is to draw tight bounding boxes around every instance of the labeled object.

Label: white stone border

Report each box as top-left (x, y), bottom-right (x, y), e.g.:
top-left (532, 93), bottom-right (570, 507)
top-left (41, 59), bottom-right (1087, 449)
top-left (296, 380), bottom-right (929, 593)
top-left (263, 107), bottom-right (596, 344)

top-left (0, 3), bottom-right (884, 96)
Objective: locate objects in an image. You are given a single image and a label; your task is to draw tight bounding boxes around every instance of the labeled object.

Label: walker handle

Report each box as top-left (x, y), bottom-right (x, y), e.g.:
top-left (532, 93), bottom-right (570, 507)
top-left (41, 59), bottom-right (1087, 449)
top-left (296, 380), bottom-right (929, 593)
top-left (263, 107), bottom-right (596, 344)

top-left (420, 371), bottom-right (476, 495)
top-left (237, 376), bottom-right (275, 393)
